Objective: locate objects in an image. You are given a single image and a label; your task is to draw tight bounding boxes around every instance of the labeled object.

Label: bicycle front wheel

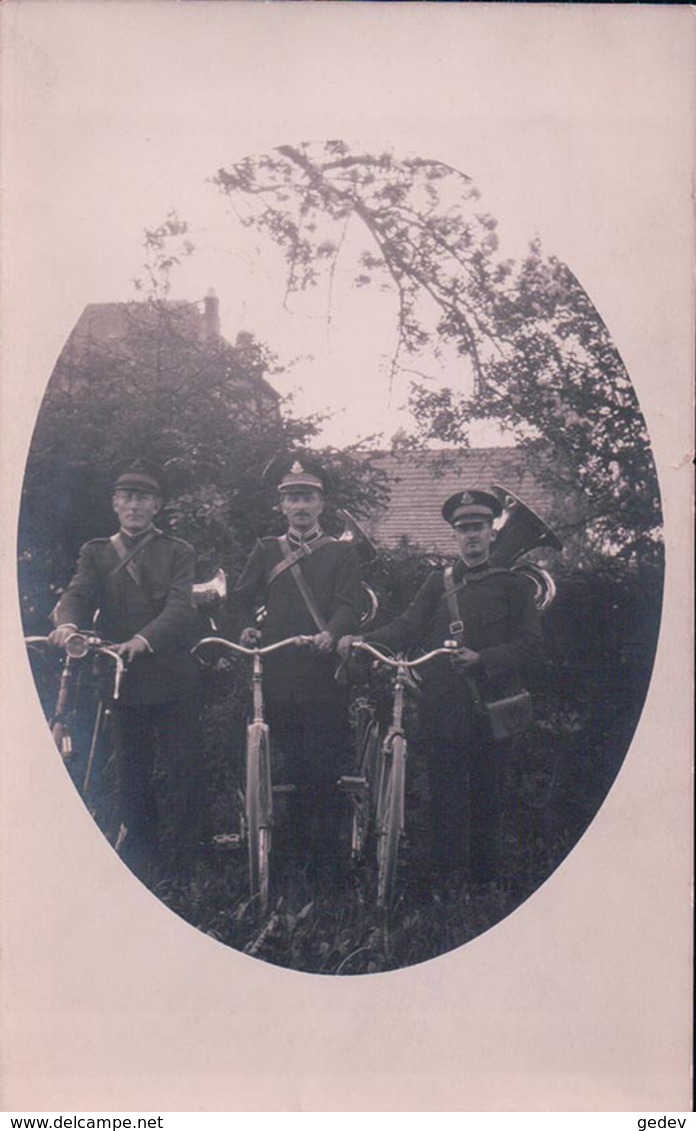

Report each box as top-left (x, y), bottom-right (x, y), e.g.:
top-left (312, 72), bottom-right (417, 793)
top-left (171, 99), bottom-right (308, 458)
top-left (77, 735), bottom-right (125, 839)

top-left (376, 733), bottom-right (406, 910)
top-left (246, 722), bottom-right (273, 910)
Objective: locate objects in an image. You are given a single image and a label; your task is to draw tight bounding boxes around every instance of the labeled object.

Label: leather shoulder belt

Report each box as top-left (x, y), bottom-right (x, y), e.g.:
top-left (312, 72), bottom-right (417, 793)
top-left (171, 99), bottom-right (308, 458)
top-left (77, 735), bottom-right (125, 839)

top-left (267, 535), bottom-right (334, 632)
top-left (107, 529), bottom-right (159, 586)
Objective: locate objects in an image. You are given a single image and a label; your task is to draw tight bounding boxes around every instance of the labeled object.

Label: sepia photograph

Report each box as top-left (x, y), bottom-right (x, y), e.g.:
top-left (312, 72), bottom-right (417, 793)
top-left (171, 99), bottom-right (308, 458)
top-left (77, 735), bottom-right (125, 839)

top-left (1, 0), bottom-right (692, 1113)
top-left (18, 139), bottom-right (665, 975)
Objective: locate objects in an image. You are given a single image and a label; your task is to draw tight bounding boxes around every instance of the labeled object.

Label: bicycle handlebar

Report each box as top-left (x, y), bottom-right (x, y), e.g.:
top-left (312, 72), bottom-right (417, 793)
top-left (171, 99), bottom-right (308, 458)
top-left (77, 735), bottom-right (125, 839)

top-left (350, 640), bottom-right (459, 670)
top-left (193, 634), bottom-right (316, 660)
top-left (24, 632), bottom-right (126, 700)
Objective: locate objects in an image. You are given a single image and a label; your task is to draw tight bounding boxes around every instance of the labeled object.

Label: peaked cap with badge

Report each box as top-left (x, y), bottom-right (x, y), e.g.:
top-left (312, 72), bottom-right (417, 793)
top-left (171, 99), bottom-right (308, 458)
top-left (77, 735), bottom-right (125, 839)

top-left (111, 457), bottom-right (168, 497)
top-left (441, 488), bottom-right (503, 528)
top-left (262, 454), bottom-right (329, 495)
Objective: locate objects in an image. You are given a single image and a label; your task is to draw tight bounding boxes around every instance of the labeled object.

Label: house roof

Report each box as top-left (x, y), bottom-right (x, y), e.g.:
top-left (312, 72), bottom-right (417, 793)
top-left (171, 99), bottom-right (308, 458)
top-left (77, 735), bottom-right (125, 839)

top-left (58, 300), bottom-right (280, 403)
top-left (365, 449), bottom-right (558, 555)
top-left (68, 301), bottom-right (204, 346)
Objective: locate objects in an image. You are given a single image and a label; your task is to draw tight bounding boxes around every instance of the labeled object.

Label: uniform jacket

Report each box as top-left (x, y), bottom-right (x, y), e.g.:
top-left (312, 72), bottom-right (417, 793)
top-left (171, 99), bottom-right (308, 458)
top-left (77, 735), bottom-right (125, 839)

top-left (54, 528), bottom-right (201, 705)
top-left (367, 559), bottom-right (543, 710)
top-left (231, 533), bottom-right (363, 702)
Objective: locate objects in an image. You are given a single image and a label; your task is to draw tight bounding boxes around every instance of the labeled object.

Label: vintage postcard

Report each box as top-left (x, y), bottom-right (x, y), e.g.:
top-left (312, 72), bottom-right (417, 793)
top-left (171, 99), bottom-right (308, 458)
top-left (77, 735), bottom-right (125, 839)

top-left (1, 1), bottom-right (692, 1114)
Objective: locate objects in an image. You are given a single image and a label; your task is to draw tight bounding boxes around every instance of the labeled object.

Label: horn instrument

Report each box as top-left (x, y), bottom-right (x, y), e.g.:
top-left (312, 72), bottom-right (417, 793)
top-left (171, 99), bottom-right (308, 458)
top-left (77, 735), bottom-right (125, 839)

top-left (335, 507), bottom-right (379, 565)
top-left (489, 485), bottom-right (563, 611)
top-left (192, 568), bottom-right (227, 606)
top-left (335, 508), bottom-right (380, 628)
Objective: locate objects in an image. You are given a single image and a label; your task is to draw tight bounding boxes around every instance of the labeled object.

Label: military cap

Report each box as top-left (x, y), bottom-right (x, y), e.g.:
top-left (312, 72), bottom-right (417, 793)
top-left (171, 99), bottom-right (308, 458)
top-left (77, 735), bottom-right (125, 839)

top-left (441, 488), bottom-right (502, 527)
top-left (263, 454), bottom-right (328, 494)
top-left (111, 457), bottom-right (167, 497)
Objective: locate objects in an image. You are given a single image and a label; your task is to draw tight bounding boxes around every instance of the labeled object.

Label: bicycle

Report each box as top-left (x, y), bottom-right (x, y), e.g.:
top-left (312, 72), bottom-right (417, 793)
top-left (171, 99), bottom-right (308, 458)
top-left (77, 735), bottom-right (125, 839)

top-left (344, 640), bottom-right (459, 910)
top-left (24, 632), bottom-right (125, 797)
top-left (192, 634), bottom-right (314, 911)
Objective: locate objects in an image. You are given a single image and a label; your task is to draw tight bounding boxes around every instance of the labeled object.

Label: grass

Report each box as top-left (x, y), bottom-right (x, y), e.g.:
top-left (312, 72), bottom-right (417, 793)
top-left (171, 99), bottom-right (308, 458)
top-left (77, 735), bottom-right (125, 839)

top-left (123, 711), bottom-right (581, 975)
top-left (35, 655), bottom-right (645, 976)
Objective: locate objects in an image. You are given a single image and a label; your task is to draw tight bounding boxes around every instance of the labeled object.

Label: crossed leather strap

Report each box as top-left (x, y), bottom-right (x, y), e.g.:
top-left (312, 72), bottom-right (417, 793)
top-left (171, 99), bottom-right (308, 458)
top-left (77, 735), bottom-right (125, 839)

top-left (108, 529), bottom-right (160, 586)
top-left (266, 534), bottom-right (334, 633)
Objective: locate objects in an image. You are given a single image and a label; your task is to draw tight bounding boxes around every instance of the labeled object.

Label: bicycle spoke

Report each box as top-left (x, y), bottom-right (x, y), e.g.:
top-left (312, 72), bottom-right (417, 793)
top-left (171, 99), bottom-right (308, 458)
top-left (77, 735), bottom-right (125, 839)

top-left (377, 735), bottom-right (405, 910)
top-left (246, 723), bottom-right (272, 910)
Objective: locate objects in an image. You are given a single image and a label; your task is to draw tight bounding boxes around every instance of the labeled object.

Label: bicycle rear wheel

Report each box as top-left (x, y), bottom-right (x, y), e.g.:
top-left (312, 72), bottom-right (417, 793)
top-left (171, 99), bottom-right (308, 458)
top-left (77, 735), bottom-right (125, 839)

top-left (376, 733), bottom-right (406, 909)
top-left (246, 722), bottom-right (273, 909)
top-left (350, 713), bottom-right (381, 858)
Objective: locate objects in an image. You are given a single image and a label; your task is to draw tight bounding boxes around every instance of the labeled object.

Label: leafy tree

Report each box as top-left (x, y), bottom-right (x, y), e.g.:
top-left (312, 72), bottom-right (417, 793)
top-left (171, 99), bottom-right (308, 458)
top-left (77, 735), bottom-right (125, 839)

top-left (214, 142), bottom-right (663, 572)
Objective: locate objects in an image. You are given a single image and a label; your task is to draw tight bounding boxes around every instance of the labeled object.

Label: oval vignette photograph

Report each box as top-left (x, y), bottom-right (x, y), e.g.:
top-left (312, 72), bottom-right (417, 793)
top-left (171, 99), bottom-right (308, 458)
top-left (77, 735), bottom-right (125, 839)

top-left (18, 141), bottom-right (664, 976)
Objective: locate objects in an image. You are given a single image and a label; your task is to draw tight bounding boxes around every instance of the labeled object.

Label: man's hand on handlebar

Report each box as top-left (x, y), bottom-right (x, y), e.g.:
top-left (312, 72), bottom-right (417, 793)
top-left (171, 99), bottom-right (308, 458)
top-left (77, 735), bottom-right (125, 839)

top-left (337, 634), bottom-right (363, 661)
top-left (115, 637), bottom-right (150, 663)
top-left (310, 630), bottom-right (334, 654)
top-left (47, 625), bottom-right (78, 648)
top-left (240, 627), bottom-right (262, 646)
top-left (451, 646), bottom-right (481, 671)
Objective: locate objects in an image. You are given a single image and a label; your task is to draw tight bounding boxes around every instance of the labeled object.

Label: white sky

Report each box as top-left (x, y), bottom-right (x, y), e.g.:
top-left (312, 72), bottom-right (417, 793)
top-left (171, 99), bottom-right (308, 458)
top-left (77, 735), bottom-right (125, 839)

top-left (5, 2), bottom-right (686, 450)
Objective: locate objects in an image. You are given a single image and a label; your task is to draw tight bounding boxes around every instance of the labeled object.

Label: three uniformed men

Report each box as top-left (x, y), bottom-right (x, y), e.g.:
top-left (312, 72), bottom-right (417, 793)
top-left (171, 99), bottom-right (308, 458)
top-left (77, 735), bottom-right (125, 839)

top-left (48, 457), bottom-right (542, 889)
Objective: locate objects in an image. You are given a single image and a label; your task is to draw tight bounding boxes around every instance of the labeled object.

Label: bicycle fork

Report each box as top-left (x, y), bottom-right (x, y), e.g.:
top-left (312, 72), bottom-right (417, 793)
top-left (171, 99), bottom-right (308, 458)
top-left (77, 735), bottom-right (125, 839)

top-left (379, 672), bottom-right (408, 834)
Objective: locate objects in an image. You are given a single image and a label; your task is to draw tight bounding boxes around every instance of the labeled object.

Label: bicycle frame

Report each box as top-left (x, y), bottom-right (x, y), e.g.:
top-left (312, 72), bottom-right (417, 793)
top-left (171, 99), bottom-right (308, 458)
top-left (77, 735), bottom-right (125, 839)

top-left (193, 634), bottom-right (314, 911)
top-left (349, 640), bottom-right (458, 910)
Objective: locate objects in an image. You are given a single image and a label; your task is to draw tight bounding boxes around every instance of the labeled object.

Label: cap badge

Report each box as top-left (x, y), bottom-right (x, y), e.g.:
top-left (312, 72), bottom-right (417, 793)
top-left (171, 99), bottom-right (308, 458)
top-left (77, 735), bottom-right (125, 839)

top-left (460, 491), bottom-right (474, 505)
top-left (290, 461), bottom-right (304, 475)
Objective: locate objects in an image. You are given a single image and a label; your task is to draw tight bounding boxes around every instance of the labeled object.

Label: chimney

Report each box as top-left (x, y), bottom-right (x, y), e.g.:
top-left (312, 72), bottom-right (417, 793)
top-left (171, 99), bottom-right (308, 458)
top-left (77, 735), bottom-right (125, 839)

top-left (203, 288), bottom-right (220, 340)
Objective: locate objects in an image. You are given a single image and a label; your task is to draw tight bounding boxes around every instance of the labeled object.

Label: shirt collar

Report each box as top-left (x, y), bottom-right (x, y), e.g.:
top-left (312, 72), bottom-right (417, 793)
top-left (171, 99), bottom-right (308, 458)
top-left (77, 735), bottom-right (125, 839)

top-left (287, 525), bottom-right (323, 547)
top-left (455, 556), bottom-right (492, 579)
top-left (119, 524), bottom-right (158, 544)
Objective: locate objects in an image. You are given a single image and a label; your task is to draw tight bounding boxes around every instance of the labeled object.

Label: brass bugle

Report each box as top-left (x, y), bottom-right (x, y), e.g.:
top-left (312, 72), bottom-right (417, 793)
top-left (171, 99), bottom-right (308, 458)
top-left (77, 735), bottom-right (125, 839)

top-left (336, 507), bottom-right (379, 565)
top-left (192, 568), bottom-right (227, 605)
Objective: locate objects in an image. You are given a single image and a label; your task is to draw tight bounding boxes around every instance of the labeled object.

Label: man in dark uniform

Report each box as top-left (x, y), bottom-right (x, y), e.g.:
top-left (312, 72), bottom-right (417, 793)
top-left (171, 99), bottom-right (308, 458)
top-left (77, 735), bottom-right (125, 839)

top-left (339, 489), bottom-right (543, 885)
top-left (230, 457), bottom-right (363, 865)
top-left (49, 459), bottom-right (203, 884)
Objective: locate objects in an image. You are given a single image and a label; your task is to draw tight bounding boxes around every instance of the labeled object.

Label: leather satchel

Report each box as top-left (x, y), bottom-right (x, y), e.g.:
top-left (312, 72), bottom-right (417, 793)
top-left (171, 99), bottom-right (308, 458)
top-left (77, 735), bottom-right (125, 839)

top-left (484, 689), bottom-right (533, 740)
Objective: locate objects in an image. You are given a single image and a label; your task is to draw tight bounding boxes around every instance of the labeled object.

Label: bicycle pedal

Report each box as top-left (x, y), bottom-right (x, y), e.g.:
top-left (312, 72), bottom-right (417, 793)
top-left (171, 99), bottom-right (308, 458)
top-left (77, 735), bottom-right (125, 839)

top-left (338, 775), bottom-right (368, 795)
